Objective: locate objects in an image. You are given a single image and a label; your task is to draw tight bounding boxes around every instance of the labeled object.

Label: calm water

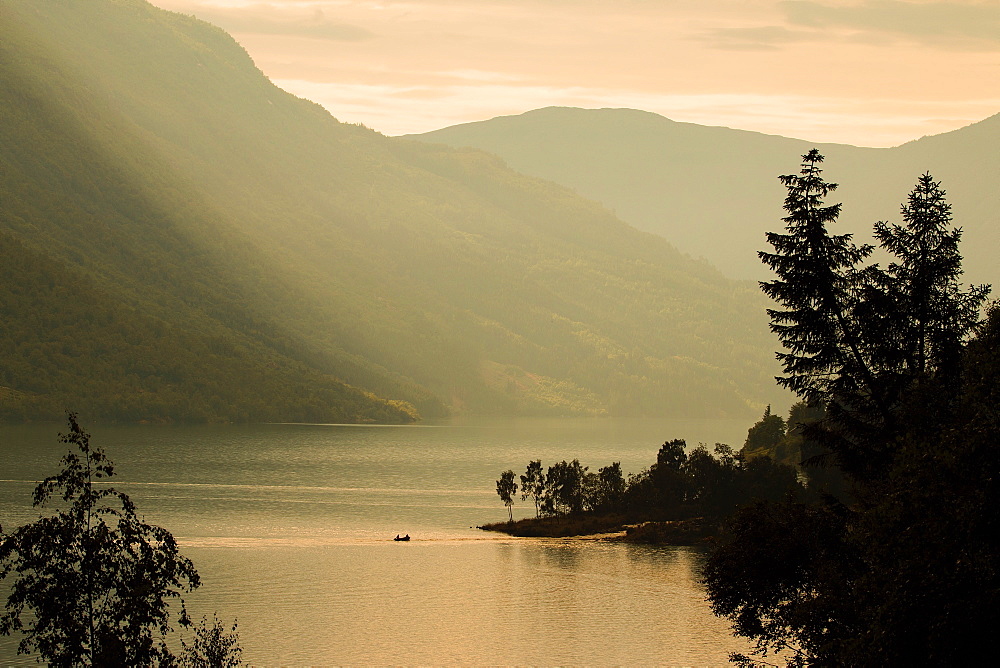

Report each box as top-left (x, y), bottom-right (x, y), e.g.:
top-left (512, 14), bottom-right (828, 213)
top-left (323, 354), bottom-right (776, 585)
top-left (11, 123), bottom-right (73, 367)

top-left (0, 417), bottom-right (749, 665)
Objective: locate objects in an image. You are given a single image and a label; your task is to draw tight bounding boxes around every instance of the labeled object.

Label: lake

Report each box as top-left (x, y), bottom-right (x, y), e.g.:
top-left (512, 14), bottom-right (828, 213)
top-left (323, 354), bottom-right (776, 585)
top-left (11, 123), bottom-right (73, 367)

top-left (0, 417), bottom-right (750, 665)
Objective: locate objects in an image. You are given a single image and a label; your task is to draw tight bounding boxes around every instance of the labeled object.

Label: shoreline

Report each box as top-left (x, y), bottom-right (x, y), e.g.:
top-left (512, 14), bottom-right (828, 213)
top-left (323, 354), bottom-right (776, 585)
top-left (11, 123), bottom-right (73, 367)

top-left (478, 514), bottom-right (721, 546)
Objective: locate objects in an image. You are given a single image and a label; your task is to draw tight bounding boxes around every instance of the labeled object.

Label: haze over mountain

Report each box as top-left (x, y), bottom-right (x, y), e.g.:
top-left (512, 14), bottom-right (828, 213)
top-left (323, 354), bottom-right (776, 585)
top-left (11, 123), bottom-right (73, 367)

top-left (412, 107), bottom-right (999, 285)
top-left (0, 0), bottom-right (786, 423)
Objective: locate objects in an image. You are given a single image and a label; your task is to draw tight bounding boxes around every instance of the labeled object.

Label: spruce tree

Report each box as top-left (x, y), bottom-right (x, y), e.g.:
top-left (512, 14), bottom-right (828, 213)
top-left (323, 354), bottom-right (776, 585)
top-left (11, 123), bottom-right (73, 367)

top-left (706, 156), bottom-right (995, 668)
top-left (759, 150), bottom-right (876, 403)
top-left (872, 173), bottom-right (990, 380)
top-left (759, 149), bottom-right (887, 476)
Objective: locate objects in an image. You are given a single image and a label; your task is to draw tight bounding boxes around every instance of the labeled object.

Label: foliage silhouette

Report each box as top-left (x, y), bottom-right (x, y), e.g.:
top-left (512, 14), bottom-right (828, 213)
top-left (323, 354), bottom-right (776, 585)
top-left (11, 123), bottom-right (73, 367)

top-left (492, 441), bottom-right (801, 536)
top-left (871, 172), bottom-right (990, 383)
top-left (495, 470), bottom-right (517, 522)
top-left (519, 460), bottom-right (545, 518)
top-left (742, 406), bottom-right (786, 460)
top-left (177, 614), bottom-right (243, 667)
top-left (543, 460), bottom-right (589, 515)
top-left (704, 154), bottom-right (994, 666)
top-left (0, 413), bottom-right (200, 665)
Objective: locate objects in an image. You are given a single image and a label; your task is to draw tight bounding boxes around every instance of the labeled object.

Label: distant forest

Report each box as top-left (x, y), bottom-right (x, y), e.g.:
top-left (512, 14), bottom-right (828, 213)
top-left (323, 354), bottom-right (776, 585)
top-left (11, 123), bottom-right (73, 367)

top-left (0, 233), bottom-right (416, 424)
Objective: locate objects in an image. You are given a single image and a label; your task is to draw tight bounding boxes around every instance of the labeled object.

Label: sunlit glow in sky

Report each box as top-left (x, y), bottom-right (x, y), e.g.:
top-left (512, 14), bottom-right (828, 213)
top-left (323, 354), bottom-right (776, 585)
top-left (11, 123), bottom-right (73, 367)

top-left (149, 0), bottom-right (1000, 147)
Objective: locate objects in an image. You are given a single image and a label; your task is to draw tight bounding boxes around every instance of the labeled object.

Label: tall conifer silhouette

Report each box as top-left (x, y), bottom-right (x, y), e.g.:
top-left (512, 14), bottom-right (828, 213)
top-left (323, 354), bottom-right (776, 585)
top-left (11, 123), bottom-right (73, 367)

top-left (873, 173), bottom-right (989, 380)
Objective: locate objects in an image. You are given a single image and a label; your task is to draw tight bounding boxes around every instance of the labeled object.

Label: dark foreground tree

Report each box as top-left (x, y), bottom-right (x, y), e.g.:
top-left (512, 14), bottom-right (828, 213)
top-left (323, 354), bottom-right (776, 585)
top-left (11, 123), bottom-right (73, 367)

top-left (759, 151), bottom-right (874, 405)
top-left (758, 149), bottom-right (892, 479)
top-left (706, 156), bottom-right (994, 666)
top-left (709, 309), bottom-right (1000, 666)
top-left (0, 414), bottom-right (201, 666)
top-left (872, 172), bottom-right (990, 383)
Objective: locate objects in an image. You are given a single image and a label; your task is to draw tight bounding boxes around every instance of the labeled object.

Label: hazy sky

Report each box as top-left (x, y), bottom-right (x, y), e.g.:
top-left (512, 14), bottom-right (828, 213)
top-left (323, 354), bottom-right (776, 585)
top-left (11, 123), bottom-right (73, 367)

top-left (149, 0), bottom-right (999, 147)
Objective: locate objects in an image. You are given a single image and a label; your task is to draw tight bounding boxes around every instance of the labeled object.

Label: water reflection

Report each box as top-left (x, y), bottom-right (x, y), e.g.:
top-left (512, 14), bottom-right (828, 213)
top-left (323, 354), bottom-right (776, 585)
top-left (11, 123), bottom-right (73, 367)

top-left (0, 420), bottom-right (747, 665)
top-left (175, 539), bottom-right (743, 665)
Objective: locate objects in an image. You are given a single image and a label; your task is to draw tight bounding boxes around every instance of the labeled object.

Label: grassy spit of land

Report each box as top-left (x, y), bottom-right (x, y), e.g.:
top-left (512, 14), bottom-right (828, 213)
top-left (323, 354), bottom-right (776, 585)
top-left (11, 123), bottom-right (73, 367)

top-left (478, 514), bottom-right (720, 545)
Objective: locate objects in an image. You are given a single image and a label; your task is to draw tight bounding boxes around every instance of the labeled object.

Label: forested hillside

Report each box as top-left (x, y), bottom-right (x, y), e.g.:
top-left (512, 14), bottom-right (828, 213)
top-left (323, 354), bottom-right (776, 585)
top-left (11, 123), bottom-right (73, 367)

top-left (0, 234), bottom-right (415, 423)
top-left (0, 0), bottom-right (784, 423)
top-left (413, 107), bottom-right (999, 285)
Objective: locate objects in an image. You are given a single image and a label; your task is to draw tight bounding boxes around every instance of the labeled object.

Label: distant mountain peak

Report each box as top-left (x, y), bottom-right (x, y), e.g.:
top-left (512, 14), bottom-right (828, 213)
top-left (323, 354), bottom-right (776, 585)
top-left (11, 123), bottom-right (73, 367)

top-left (412, 107), bottom-right (997, 286)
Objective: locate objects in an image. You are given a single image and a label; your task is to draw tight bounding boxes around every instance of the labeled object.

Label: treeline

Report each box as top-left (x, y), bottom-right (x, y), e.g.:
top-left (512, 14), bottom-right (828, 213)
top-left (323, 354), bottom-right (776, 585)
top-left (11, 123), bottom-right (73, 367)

top-left (496, 438), bottom-right (801, 525)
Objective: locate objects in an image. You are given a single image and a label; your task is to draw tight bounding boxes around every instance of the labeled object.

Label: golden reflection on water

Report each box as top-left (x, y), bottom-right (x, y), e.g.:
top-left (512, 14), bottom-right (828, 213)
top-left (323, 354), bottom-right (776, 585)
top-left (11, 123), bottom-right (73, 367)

top-left (1, 420), bottom-right (751, 665)
top-left (183, 538), bottom-right (746, 665)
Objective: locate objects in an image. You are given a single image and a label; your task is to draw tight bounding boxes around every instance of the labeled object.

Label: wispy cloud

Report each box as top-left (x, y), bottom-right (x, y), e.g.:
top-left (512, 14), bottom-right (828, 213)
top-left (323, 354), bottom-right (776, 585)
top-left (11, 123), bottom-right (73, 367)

top-left (701, 1), bottom-right (1000, 51)
top-left (701, 25), bottom-right (816, 51)
top-left (438, 69), bottom-right (524, 83)
top-left (781, 1), bottom-right (1000, 50)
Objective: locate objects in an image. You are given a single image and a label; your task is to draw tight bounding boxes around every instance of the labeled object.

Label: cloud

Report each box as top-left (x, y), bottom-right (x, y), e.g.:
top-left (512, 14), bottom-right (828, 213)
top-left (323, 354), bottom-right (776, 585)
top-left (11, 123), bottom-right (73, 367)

top-left (438, 69), bottom-right (525, 83)
top-left (700, 1), bottom-right (1000, 51)
top-left (780, 1), bottom-right (1000, 50)
top-left (701, 25), bottom-right (816, 51)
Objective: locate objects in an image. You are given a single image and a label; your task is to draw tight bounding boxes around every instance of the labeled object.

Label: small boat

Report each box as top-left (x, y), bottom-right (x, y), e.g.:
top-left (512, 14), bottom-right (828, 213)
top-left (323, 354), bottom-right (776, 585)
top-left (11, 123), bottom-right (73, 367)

top-left (393, 534), bottom-right (410, 541)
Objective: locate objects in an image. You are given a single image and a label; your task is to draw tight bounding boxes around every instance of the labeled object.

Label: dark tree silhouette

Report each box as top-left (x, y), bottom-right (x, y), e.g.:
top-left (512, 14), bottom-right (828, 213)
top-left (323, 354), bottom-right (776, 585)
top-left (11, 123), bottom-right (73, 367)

top-left (594, 462), bottom-right (626, 511)
top-left (496, 470), bottom-right (517, 522)
top-left (705, 154), bottom-right (995, 667)
top-left (179, 614), bottom-right (243, 667)
top-left (759, 149), bottom-right (892, 479)
top-left (0, 413), bottom-right (200, 666)
top-left (650, 439), bottom-right (688, 511)
top-left (741, 405), bottom-right (786, 459)
top-left (545, 460), bottom-right (587, 515)
top-left (759, 150), bottom-right (875, 409)
top-left (519, 460), bottom-right (546, 518)
top-left (872, 172), bottom-right (989, 381)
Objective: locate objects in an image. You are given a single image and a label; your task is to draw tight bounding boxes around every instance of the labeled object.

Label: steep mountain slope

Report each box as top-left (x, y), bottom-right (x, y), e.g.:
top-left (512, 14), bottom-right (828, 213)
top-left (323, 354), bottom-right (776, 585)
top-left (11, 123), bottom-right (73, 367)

top-left (0, 234), bottom-right (415, 423)
top-left (0, 0), bottom-right (785, 422)
top-left (0, 2), bottom-right (423, 423)
top-left (412, 107), bottom-right (998, 286)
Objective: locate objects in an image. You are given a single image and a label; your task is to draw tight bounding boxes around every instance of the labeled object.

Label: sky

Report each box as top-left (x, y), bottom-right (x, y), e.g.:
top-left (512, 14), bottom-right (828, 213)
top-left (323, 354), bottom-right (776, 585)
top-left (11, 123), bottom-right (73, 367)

top-left (148, 0), bottom-right (1000, 147)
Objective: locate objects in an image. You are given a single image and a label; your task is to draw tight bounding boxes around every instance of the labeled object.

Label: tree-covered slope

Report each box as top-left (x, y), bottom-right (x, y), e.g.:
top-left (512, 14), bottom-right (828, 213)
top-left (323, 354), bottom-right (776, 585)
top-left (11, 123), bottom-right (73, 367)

top-left (0, 233), bottom-right (416, 423)
top-left (0, 0), bottom-right (785, 422)
top-left (412, 107), bottom-right (999, 286)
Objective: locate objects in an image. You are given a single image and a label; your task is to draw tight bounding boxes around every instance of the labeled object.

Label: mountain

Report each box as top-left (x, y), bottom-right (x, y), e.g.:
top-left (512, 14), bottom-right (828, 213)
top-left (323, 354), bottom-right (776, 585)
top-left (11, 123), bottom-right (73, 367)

top-left (0, 0), bottom-right (786, 423)
top-left (411, 107), bottom-right (999, 286)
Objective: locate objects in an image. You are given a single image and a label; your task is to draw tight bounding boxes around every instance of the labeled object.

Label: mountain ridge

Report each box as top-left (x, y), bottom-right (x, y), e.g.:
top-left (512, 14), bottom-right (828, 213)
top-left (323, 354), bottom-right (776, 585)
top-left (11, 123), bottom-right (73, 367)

top-left (1, 0), bottom-right (786, 422)
top-left (411, 107), bottom-right (997, 285)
